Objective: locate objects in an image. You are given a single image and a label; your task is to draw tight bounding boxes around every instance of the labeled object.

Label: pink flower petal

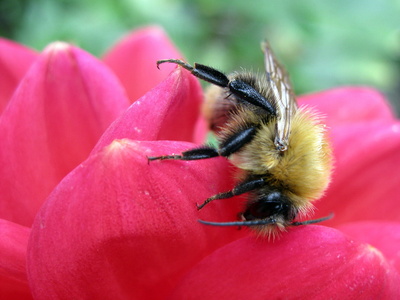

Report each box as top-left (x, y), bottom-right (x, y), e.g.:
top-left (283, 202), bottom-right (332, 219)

top-left (314, 121), bottom-right (400, 225)
top-left (28, 140), bottom-right (245, 300)
top-left (0, 219), bottom-right (32, 300)
top-left (103, 26), bottom-right (182, 103)
top-left (338, 221), bottom-right (400, 274)
top-left (0, 42), bottom-right (129, 226)
top-left (93, 66), bottom-right (203, 153)
top-left (0, 38), bottom-right (37, 114)
top-left (298, 87), bottom-right (395, 126)
top-left (170, 226), bottom-right (400, 299)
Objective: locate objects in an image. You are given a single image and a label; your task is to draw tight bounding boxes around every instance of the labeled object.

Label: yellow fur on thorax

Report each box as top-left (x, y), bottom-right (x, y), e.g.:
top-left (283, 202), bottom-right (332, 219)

top-left (226, 107), bottom-right (332, 209)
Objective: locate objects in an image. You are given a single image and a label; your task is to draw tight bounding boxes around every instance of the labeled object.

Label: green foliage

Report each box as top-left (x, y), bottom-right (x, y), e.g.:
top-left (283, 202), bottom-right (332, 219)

top-left (1, 0), bottom-right (399, 112)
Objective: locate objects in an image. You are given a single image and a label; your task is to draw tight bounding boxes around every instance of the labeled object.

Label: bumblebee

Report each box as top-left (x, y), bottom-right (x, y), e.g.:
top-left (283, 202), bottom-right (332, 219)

top-left (149, 42), bottom-right (333, 236)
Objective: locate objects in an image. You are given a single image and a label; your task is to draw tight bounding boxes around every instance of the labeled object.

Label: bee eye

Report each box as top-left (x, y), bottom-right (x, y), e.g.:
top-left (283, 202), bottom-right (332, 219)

top-left (243, 192), bottom-right (290, 221)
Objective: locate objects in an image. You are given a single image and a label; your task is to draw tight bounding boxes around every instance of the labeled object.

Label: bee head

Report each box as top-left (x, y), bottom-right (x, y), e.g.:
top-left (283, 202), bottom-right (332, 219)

top-left (198, 188), bottom-right (333, 230)
top-left (242, 191), bottom-right (296, 225)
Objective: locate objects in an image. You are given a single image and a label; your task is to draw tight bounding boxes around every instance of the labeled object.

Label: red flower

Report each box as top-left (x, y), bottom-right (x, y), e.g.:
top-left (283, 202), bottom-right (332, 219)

top-left (1, 26), bottom-right (399, 299)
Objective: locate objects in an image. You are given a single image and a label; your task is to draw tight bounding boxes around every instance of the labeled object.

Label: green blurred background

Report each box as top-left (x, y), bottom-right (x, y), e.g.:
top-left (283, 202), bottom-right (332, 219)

top-left (1, 0), bottom-right (399, 114)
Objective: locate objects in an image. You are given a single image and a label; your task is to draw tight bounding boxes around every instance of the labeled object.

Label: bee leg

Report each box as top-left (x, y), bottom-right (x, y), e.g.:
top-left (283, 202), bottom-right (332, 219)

top-left (197, 178), bottom-right (265, 210)
top-left (219, 126), bottom-right (257, 156)
top-left (228, 79), bottom-right (276, 116)
top-left (149, 126), bottom-right (257, 161)
top-left (157, 59), bottom-right (275, 116)
top-left (157, 59), bottom-right (229, 88)
top-left (148, 147), bottom-right (219, 161)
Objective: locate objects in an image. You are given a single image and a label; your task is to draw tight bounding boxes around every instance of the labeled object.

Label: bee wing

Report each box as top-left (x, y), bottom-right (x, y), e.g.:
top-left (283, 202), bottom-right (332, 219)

top-left (262, 41), bottom-right (297, 151)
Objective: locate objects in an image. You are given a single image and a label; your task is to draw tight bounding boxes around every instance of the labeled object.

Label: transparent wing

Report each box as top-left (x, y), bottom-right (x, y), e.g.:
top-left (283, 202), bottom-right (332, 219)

top-left (262, 41), bottom-right (297, 152)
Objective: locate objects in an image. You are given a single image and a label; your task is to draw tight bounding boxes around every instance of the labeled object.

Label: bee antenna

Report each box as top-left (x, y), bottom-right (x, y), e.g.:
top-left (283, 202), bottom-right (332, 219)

top-left (290, 212), bottom-right (334, 226)
top-left (198, 213), bottom-right (334, 228)
top-left (198, 219), bottom-right (277, 227)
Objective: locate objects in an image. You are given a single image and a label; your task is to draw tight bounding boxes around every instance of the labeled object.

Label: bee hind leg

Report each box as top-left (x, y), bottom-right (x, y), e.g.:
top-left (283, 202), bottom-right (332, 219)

top-left (157, 59), bottom-right (229, 88)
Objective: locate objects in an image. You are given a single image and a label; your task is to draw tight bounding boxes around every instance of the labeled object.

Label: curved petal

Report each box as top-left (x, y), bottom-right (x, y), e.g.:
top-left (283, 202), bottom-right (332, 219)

top-left (92, 66), bottom-right (203, 153)
top-left (338, 221), bottom-right (400, 274)
top-left (0, 219), bottom-right (32, 300)
top-left (28, 140), bottom-right (245, 300)
top-left (0, 42), bottom-right (129, 226)
top-left (103, 26), bottom-right (182, 103)
top-left (170, 226), bottom-right (400, 299)
top-left (298, 87), bottom-right (395, 126)
top-left (314, 121), bottom-right (400, 225)
top-left (0, 38), bottom-right (38, 114)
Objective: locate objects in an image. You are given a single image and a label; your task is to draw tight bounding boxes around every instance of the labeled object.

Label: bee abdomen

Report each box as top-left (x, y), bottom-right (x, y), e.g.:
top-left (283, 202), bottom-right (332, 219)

top-left (202, 85), bottom-right (238, 132)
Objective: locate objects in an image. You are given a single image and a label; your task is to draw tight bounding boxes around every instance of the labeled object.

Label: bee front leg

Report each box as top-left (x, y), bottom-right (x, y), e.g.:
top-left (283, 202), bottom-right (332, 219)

top-left (197, 178), bottom-right (265, 209)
